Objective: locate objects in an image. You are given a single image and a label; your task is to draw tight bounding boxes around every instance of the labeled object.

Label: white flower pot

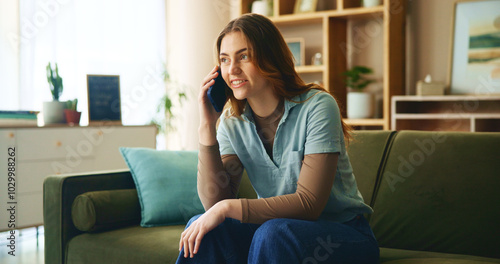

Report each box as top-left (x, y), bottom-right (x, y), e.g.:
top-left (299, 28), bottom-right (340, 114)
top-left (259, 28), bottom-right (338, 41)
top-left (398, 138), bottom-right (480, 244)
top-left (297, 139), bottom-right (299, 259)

top-left (251, 0), bottom-right (271, 16)
top-left (43, 101), bottom-right (67, 124)
top-left (363, 0), bottom-right (381, 8)
top-left (347, 92), bottom-right (374, 119)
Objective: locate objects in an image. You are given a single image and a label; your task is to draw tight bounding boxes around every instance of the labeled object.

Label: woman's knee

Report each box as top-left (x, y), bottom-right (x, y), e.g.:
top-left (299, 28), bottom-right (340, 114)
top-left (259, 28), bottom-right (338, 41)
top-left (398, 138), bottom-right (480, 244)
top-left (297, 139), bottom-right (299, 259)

top-left (185, 214), bottom-right (203, 228)
top-left (254, 218), bottom-right (291, 240)
top-left (249, 219), bottom-right (306, 263)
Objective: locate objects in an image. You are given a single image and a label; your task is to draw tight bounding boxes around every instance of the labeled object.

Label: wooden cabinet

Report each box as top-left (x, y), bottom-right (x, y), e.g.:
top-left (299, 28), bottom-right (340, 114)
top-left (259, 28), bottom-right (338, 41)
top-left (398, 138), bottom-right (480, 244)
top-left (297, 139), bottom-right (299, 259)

top-left (392, 96), bottom-right (500, 132)
top-left (237, 0), bottom-right (406, 129)
top-left (0, 125), bottom-right (156, 230)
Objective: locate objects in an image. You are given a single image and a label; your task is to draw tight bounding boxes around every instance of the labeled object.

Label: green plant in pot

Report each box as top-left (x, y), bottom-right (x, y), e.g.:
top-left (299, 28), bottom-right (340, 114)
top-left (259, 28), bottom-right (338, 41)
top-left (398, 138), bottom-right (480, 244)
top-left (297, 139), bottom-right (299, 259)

top-left (43, 62), bottom-right (67, 124)
top-left (65, 99), bottom-right (81, 126)
top-left (343, 65), bottom-right (375, 119)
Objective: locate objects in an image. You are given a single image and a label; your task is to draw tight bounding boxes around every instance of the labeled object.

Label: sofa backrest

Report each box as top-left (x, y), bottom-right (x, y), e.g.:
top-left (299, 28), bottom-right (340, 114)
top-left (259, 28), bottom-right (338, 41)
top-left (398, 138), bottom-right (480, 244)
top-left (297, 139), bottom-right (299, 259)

top-left (347, 131), bottom-right (396, 207)
top-left (369, 131), bottom-right (500, 259)
top-left (238, 170), bottom-right (258, 199)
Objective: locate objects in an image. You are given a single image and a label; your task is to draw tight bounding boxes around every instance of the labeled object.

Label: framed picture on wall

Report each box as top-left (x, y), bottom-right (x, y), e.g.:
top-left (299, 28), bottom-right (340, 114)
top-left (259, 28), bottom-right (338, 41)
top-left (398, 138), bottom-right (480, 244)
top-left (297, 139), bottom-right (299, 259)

top-left (87, 75), bottom-right (122, 125)
top-left (448, 0), bottom-right (500, 94)
top-left (286, 38), bottom-right (305, 66)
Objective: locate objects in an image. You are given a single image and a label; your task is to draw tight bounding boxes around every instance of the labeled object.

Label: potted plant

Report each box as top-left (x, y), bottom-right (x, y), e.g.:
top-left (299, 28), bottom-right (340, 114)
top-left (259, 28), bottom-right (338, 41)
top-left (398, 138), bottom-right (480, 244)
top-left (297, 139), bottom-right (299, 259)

top-left (65, 99), bottom-right (81, 125)
top-left (43, 62), bottom-right (67, 124)
top-left (343, 65), bottom-right (375, 119)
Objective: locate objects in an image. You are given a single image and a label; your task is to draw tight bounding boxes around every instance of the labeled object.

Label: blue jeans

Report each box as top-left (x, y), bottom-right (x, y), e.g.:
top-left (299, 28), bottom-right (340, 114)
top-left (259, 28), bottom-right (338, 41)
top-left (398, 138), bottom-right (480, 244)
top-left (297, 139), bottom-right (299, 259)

top-left (176, 214), bottom-right (379, 264)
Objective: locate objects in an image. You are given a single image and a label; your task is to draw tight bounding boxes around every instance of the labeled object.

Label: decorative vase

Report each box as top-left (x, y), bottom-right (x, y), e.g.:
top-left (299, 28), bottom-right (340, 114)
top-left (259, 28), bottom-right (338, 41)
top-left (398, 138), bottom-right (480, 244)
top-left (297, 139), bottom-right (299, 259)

top-left (347, 92), bottom-right (374, 119)
top-left (64, 109), bottom-right (82, 126)
top-left (362, 0), bottom-right (381, 8)
top-left (252, 0), bottom-right (271, 16)
top-left (43, 101), bottom-right (67, 124)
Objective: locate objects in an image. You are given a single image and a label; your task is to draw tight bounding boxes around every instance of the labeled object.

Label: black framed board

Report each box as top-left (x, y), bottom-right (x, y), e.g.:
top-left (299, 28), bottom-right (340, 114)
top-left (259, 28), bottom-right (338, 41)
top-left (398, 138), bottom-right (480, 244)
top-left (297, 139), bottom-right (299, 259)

top-left (87, 75), bottom-right (122, 125)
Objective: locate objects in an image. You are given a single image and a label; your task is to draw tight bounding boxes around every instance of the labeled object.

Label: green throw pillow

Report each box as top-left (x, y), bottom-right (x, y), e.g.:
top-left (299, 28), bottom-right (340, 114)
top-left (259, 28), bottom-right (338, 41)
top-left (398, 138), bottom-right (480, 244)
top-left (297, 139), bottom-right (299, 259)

top-left (119, 148), bottom-right (205, 227)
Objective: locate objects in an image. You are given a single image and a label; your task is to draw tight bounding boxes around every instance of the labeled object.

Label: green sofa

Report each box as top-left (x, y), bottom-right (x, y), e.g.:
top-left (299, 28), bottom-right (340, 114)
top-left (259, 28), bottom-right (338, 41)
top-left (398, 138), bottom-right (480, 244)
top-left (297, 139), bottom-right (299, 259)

top-left (44, 130), bottom-right (500, 263)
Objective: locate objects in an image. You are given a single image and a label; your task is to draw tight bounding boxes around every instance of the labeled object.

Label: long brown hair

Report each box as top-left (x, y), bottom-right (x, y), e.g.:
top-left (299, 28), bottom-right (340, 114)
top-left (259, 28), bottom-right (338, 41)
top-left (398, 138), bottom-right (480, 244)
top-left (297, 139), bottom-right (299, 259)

top-left (216, 13), bottom-right (352, 141)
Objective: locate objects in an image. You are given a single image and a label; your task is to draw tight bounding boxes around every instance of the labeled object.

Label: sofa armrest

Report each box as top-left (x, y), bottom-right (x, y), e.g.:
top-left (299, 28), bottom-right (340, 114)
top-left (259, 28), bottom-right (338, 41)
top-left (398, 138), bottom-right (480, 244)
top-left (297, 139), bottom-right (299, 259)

top-left (43, 169), bottom-right (136, 264)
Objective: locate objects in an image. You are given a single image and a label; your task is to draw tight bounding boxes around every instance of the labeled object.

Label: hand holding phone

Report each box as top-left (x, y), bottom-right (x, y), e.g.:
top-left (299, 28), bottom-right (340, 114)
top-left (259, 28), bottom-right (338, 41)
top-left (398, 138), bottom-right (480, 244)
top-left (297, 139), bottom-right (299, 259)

top-left (207, 69), bottom-right (228, 112)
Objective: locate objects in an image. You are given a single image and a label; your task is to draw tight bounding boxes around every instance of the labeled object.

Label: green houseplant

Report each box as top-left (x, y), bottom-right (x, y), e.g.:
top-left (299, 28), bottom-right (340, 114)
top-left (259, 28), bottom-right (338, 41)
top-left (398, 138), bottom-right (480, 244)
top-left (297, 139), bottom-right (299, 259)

top-left (150, 68), bottom-right (187, 135)
top-left (343, 65), bottom-right (374, 92)
top-left (343, 65), bottom-right (375, 119)
top-left (47, 62), bottom-right (63, 100)
top-left (43, 62), bottom-right (67, 124)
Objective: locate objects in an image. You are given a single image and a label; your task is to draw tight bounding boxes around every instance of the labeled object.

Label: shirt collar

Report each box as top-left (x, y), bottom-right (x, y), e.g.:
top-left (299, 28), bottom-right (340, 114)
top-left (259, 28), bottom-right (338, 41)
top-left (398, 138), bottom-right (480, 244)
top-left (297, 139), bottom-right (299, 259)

top-left (241, 94), bottom-right (301, 124)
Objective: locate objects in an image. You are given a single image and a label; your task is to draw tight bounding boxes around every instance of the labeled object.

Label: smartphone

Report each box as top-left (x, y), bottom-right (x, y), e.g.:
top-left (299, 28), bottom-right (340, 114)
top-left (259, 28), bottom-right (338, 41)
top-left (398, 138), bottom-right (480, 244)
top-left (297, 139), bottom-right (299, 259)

top-left (207, 69), bottom-right (228, 112)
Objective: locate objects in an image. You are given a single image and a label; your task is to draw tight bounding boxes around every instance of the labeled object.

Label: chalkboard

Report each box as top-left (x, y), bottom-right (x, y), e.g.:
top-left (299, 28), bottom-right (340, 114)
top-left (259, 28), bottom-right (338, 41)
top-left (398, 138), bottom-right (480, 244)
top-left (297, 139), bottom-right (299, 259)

top-left (87, 75), bottom-right (122, 124)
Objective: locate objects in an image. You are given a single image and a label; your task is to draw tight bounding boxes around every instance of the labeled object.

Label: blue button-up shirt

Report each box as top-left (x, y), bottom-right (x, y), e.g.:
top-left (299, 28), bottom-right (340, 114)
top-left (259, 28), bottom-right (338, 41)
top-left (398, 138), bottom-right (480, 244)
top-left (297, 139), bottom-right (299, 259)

top-left (217, 89), bottom-right (373, 222)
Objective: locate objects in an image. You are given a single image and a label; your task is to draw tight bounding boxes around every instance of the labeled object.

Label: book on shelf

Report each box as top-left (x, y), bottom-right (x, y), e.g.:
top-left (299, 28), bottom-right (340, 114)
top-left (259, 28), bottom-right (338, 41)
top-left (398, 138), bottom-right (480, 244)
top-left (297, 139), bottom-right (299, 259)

top-left (0, 110), bottom-right (39, 127)
top-left (0, 110), bottom-right (39, 119)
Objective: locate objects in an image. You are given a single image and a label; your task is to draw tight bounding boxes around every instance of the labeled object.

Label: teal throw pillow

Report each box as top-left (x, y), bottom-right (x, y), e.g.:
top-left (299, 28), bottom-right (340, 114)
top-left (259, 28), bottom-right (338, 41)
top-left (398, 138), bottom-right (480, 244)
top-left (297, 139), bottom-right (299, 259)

top-left (119, 148), bottom-right (205, 227)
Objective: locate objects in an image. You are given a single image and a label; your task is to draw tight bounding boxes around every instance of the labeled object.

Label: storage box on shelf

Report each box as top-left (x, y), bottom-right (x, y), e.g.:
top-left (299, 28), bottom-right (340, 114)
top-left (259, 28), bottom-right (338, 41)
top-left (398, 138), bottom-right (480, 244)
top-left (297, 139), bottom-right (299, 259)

top-left (391, 95), bottom-right (500, 132)
top-left (0, 125), bottom-right (156, 231)
top-left (237, 0), bottom-right (406, 129)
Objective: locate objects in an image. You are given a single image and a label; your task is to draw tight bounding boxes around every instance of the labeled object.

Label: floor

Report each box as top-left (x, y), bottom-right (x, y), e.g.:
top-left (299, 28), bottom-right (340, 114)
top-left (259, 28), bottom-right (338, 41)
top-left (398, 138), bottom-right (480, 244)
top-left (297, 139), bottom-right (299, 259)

top-left (0, 226), bottom-right (44, 264)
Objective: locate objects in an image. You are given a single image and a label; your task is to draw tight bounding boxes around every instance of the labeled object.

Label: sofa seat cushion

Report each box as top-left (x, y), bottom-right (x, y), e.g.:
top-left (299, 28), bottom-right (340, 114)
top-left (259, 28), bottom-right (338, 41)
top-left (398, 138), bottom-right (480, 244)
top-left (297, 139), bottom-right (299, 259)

top-left (66, 225), bottom-right (185, 264)
top-left (380, 248), bottom-right (500, 263)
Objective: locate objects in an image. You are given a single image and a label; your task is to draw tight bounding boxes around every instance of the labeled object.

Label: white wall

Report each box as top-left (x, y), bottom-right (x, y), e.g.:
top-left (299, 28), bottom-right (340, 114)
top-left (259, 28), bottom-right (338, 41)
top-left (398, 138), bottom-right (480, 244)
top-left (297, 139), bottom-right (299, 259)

top-left (407, 0), bottom-right (456, 94)
top-left (165, 0), bottom-right (231, 150)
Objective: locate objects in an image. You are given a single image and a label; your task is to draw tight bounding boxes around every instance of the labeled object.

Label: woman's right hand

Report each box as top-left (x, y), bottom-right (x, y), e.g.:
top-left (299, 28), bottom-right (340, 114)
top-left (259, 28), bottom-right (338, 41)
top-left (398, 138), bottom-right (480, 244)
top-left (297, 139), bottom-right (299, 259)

top-left (198, 66), bottom-right (223, 146)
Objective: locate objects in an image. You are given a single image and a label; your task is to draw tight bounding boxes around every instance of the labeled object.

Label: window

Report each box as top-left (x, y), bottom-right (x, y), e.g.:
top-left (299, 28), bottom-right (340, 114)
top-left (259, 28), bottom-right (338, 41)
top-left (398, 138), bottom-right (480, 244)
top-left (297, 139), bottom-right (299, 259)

top-left (1, 0), bottom-right (166, 126)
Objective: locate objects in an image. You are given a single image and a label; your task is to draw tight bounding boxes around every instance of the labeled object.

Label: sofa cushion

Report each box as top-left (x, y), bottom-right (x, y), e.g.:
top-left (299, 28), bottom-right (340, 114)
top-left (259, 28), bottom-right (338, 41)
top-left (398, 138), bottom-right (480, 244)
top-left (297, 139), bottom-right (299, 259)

top-left (379, 247), bottom-right (500, 263)
top-left (119, 148), bottom-right (205, 227)
top-left (370, 131), bottom-right (500, 259)
top-left (67, 225), bottom-right (185, 264)
top-left (72, 189), bottom-right (140, 232)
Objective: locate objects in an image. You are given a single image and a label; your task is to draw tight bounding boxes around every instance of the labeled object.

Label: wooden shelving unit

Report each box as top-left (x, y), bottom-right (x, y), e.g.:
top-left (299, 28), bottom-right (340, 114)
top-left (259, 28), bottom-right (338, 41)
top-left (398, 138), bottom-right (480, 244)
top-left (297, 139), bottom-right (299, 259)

top-left (237, 0), bottom-right (406, 129)
top-left (392, 95), bottom-right (500, 132)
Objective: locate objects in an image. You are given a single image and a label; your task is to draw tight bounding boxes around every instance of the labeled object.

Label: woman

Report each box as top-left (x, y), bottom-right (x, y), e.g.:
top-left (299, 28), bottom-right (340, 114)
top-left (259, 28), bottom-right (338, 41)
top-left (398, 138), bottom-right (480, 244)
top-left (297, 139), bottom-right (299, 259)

top-left (177, 13), bottom-right (379, 264)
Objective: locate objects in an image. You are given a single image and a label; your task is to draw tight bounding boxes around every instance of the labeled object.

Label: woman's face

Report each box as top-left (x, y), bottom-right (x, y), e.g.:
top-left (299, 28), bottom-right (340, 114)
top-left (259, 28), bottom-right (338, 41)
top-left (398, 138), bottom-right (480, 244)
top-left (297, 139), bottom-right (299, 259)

top-left (219, 31), bottom-right (273, 102)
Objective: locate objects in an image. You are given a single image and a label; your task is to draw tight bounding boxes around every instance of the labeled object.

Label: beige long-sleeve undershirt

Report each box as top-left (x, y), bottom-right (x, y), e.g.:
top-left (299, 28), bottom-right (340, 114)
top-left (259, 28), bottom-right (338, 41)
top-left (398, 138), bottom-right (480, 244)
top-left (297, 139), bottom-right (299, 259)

top-left (197, 102), bottom-right (339, 224)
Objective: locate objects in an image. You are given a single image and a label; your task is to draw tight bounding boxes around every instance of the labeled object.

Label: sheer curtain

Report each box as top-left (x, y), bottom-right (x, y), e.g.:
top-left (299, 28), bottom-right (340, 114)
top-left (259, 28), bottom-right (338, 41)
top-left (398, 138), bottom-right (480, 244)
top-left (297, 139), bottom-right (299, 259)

top-left (0, 1), bottom-right (20, 109)
top-left (15, 0), bottom-right (166, 125)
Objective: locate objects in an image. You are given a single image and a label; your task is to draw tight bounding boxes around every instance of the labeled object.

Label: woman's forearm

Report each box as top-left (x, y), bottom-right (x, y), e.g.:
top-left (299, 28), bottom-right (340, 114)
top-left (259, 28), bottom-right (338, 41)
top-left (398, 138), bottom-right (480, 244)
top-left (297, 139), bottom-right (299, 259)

top-left (199, 123), bottom-right (218, 146)
top-left (197, 144), bottom-right (243, 210)
top-left (215, 199), bottom-right (243, 221)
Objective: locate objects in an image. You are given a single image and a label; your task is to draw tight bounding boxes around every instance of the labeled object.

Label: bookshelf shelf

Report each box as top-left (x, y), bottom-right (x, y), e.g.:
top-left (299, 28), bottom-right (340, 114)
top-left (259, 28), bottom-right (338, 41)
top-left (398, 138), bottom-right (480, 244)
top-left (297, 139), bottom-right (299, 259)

top-left (392, 95), bottom-right (500, 132)
top-left (238, 0), bottom-right (406, 129)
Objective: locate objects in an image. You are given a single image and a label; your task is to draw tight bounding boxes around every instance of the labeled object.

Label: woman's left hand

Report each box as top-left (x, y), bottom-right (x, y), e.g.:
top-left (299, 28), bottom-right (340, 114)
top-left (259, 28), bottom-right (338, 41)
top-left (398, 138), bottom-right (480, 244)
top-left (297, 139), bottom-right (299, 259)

top-left (178, 201), bottom-right (228, 258)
